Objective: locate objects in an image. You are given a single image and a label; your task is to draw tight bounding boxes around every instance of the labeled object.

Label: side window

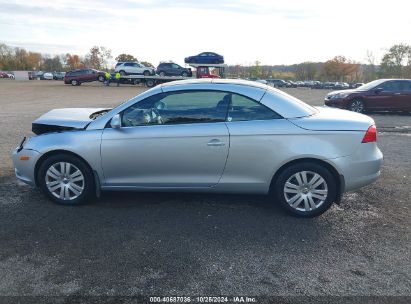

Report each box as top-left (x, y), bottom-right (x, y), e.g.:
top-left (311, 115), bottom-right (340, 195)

top-left (228, 94), bottom-right (281, 122)
top-left (172, 64), bottom-right (180, 69)
top-left (121, 91), bottom-right (231, 127)
top-left (380, 81), bottom-right (401, 92)
top-left (400, 81), bottom-right (411, 91)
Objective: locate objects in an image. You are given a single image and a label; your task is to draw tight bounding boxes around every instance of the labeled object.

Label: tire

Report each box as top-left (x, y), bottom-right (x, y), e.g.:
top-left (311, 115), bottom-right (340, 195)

top-left (71, 79), bottom-right (78, 86)
top-left (349, 99), bottom-right (365, 113)
top-left (273, 162), bottom-right (337, 217)
top-left (145, 79), bottom-right (155, 87)
top-left (159, 71), bottom-right (166, 77)
top-left (181, 71), bottom-right (188, 77)
top-left (119, 70), bottom-right (126, 76)
top-left (133, 79), bottom-right (140, 85)
top-left (37, 154), bottom-right (95, 205)
top-left (143, 70), bottom-right (151, 76)
top-left (98, 75), bottom-right (104, 82)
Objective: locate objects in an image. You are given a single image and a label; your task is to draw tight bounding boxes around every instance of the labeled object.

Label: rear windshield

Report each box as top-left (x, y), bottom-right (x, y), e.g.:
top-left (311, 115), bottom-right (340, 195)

top-left (266, 86), bottom-right (317, 116)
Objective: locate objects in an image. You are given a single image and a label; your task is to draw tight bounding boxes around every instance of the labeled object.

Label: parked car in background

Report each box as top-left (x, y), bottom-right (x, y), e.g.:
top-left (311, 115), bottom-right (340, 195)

top-left (333, 82), bottom-right (349, 90)
top-left (185, 52), bottom-right (224, 64)
top-left (53, 72), bottom-right (66, 80)
top-left (12, 79), bottom-right (382, 217)
top-left (64, 69), bottom-right (105, 86)
top-left (311, 81), bottom-right (324, 89)
top-left (156, 62), bottom-right (192, 77)
top-left (325, 79), bottom-right (411, 113)
top-left (0, 72), bottom-right (8, 78)
top-left (295, 81), bottom-right (305, 87)
top-left (267, 79), bottom-right (289, 88)
top-left (115, 62), bottom-right (155, 76)
top-left (43, 72), bottom-right (54, 80)
top-left (286, 80), bottom-right (298, 88)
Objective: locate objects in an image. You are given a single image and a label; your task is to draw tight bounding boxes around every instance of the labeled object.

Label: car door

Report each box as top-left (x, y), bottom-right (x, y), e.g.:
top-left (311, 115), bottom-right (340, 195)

top-left (171, 64), bottom-right (181, 76)
top-left (100, 90), bottom-right (230, 188)
top-left (365, 80), bottom-right (403, 110)
top-left (399, 81), bottom-right (411, 111)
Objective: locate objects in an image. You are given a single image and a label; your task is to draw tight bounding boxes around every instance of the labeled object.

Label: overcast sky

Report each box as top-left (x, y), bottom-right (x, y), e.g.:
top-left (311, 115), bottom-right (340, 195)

top-left (1, 0), bottom-right (410, 67)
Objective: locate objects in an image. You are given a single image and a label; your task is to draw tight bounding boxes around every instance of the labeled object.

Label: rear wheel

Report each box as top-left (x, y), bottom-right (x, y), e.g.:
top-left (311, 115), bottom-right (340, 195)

top-left (274, 162), bottom-right (336, 217)
top-left (159, 71), bottom-right (166, 77)
top-left (181, 71), bottom-right (188, 77)
top-left (145, 79), bottom-right (155, 87)
top-left (349, 99), bottom-right (365, 113)
top-left (119, 70), bottom-right (126, 76)
top-left (98, 75), bottom-right (104, 82)
top-left (143, 70), bottom-right (151, 76)
top-left (37, 154), bottom-right (94, 205)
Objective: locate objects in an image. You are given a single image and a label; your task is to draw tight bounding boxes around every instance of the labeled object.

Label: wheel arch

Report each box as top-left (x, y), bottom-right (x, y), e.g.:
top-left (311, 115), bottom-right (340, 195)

top-left (269, 157), bottom-right (344, 202)
top-left (34, 149), bottom-right (95, 188)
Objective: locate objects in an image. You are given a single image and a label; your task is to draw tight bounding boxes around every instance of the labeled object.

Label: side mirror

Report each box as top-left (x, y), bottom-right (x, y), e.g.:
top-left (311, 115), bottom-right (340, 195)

top-left (110, 114), bottom-right (121, 129)
top-left (374, 87), bottom-right (383, 94)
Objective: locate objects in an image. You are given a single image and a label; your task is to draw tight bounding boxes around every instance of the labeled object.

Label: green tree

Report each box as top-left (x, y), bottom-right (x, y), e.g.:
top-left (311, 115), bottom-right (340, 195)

top-left (380, 43), bottom-right (411, 78)
top-left (140, 61), bottom-right (154, 68)
top-left (249, 60), bottom-right (262, 78)
top-left (115, 54), bottom-right (138, 62)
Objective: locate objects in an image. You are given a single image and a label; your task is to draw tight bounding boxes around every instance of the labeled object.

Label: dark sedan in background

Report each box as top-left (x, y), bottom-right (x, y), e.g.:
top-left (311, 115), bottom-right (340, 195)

top-left (184, 52), bottom-right (224, 64)
top-left (325, 79), bottom-right (411, 113)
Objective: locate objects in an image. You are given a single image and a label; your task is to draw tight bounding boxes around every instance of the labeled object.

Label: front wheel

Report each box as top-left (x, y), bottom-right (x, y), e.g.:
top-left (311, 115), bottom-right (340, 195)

top-left (158, 71), bottom-right (166, 77)
top-left (349, 99), bottom-right (365, 113)
top-left (37, 154), bottom-right (95, 205)
top-left (274, 163), bottom-right (336, 217)
top-left (98, 75), bottom-right (104, 82)
top-left (71, 79), bottom-right (78, 86)
top-left (181, 71), bottom-right (188, 77)
top-left (143, 70), bottom-right (151, 76)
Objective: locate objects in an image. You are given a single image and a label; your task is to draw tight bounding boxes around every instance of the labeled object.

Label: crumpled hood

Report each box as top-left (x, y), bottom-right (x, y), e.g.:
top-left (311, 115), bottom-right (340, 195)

top-left (288, 106), bottom-right (374, 131)
top-left (32, 108), bottom-right (110, 135)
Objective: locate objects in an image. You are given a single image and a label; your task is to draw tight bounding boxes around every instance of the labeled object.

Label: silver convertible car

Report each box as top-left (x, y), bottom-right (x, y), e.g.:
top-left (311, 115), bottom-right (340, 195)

top-left (12, 79), bottom-right (383, 217)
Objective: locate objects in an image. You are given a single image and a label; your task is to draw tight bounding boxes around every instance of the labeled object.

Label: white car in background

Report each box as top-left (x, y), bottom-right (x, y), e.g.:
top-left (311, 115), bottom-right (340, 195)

top-left (43, 72), bottom-right (54, 80)
top-left (114, 62), bottom-right (155, 76)
top-left (7, 73), bottom-right (15, 79)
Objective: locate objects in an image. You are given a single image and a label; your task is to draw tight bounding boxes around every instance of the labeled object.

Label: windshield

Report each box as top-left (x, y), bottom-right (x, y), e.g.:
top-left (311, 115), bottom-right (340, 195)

top-left (356, 79), bottom-right (387, 91)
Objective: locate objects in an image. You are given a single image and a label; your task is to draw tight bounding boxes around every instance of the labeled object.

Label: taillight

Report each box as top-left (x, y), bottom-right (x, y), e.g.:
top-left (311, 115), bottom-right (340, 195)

top-left (362, 125), bottom-right (377, 143)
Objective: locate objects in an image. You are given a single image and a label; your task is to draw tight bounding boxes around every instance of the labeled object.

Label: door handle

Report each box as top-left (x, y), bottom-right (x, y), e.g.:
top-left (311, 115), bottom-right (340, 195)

top-left (207, 139), bottom-right (225, 146)
top-left (394, 92), bottom-right (401, 95)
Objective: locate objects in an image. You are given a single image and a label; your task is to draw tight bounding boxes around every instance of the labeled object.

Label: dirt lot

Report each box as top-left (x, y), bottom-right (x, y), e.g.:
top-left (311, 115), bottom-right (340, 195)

top-left (0, 80), bottom-right (410, 301)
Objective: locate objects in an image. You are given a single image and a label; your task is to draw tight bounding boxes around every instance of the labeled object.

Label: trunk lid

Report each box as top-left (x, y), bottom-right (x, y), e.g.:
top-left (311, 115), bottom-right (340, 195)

top-left (288, 106), bottom-right (374, 131)
top-left (32, 108), bottom-right (110, 135)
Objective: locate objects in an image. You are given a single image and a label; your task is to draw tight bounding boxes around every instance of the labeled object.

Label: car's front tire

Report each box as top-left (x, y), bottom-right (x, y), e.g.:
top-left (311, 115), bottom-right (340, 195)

top-left (349, 99), bottom-right (365, 113)
top-left (71, 79), bottom-right (78, 86)
top-left (98, 75), bottom-right (104, 82)
top-left (37, 154), bottom-right (94, 205)
top-left (158, 71), bottom-right (166, 77)
top-left (181, 71), bottom-right (188, 77)
top-left (274, 162), bottom-right (337, 217)
top-left (143, 70), bottom-right (151, 76)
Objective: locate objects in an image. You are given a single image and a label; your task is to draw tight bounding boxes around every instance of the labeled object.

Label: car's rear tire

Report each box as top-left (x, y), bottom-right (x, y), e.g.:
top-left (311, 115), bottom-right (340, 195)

top-left (98, 75), bottom-right (104, 82)
top-left (37, 154), bottom-right (95, 205)
top-left (159, 71), bottom-right (166, 77)
top-left (349, 99), bottom-right (365, 113)
top-left (143, 70), bottom-right (151, 76)
top-left (119, 70), bottom-right (126, 76)
top-left (71, 80), bottom-right (78, 86)
top-left (181, 71), bottom-right (188, 77)
top-left (273, 162), bottom-right (337, 217)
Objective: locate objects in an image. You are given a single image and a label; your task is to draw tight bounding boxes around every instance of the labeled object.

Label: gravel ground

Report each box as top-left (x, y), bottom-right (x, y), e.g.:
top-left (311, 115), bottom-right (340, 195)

top-left (0, 80), bottom-right (410, 302)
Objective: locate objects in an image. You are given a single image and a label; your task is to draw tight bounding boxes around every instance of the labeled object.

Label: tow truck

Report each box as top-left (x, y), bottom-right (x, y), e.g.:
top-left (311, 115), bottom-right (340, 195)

top-left (118, 63), bottom-right (227, 87)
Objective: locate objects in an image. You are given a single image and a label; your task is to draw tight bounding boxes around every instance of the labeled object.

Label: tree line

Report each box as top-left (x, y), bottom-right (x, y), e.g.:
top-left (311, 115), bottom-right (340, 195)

top-left (226, 44), bottom-right (411, 82)
top-left (0, 44), bottom-right (153, 72)
top-left (1, 42), bottom-right (410, 82)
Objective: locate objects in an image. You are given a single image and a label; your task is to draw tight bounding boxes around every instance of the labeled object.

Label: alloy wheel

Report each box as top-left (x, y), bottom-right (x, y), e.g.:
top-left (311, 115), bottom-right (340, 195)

top-left (45, 162), bottom-right (85, 200)
top-left (283, 171), bottom-right (328, 212)
top-left (350, 100), bottom-right (364, 113)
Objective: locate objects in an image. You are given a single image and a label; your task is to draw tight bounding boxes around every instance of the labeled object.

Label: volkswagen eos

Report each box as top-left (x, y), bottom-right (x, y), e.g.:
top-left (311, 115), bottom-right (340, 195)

top-left (12, 79), bottom-right (383, 217)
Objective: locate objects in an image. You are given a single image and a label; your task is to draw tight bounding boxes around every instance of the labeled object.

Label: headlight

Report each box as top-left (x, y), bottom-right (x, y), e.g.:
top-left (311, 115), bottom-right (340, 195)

top-left (330, 92), bottom-right (350, 99)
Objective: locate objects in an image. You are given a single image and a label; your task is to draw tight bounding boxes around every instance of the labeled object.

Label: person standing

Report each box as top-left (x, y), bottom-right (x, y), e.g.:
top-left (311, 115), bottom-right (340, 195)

top-left (115, 71), bottom-right (121, 87)
top-left (105, 71), bottom-right (111, 86)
